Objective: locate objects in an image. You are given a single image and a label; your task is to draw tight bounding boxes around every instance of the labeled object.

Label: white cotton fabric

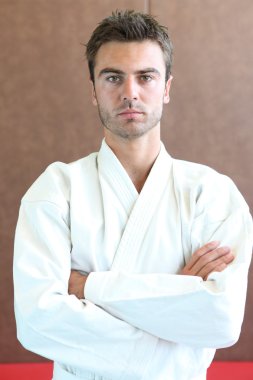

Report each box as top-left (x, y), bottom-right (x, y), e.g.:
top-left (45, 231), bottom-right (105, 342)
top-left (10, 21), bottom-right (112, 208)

top-left (14, 140), bottom-right (253, 380)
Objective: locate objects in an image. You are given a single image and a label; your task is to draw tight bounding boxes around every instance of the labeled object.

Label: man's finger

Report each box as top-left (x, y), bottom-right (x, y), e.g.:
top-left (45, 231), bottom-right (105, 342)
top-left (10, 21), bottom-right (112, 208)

top-left (197, 252), bottom-right (234, 279)
top-left (186, 241), bottom-right (220, 271)
top-left (189, 246), bottom-right (231, 273)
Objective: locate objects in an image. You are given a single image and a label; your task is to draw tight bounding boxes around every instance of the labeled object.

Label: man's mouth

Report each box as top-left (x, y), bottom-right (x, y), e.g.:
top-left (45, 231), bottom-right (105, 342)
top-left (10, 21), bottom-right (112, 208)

top-left (118, 109), bottom-right (144, 119)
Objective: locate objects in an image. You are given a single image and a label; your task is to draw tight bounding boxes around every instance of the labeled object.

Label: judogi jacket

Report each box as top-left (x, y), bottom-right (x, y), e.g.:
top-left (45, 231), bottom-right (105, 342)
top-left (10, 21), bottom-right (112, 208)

top-left (14, 140), bottom-right (253, 380)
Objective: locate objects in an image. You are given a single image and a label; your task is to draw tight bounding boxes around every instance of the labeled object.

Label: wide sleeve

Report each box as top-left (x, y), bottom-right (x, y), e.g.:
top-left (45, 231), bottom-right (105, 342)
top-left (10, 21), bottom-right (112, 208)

top-left (13, 169), bottom-right (157, 379)
top-left (85, 174), bottom-right (253, 349)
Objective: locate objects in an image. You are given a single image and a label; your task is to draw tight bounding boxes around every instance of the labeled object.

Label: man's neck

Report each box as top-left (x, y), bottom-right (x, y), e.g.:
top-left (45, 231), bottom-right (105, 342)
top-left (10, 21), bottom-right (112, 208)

top-left (104, 129), bottom-right (161, 193)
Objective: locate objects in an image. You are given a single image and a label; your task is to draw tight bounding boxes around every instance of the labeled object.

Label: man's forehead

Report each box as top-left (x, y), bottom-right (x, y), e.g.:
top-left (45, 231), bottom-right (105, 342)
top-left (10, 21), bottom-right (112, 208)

top-left (94, 40), bottom-right (166, 73)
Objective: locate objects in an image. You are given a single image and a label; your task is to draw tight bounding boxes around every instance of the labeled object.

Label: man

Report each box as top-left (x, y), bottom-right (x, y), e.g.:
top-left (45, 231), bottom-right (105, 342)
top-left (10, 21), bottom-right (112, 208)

top-left (14, 10), bottom-right (252, 380)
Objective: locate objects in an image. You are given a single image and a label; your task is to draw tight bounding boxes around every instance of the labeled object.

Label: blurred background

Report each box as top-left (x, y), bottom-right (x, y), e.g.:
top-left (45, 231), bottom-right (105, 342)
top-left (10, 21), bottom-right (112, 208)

top-left (1, 0), bottom-right (252, 364)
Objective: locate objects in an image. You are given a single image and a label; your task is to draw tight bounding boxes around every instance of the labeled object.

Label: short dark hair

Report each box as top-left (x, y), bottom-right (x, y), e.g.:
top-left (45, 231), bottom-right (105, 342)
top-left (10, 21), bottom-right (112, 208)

top-left (86, 10), bottom-right (173, 83)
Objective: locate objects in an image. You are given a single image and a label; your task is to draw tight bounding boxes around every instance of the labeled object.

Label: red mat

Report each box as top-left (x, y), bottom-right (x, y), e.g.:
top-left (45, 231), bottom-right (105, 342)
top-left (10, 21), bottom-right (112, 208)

top-left (207, 361), bottom-right (253, 380)
top-left (0, 361), bottom-right (253, 379)
top-left (0, 363), bottom-right (53, 379)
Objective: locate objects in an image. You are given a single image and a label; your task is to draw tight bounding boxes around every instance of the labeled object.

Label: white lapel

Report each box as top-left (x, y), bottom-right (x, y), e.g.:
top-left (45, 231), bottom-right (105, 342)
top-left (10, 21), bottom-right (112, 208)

top-left (97, 140), bottom-right (138, 215)
top-left (98, 140), bottom-right (173, 272)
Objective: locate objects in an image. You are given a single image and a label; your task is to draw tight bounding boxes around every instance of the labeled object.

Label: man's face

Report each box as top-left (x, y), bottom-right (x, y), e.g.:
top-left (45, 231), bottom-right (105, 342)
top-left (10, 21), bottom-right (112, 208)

top-left (91, 40), bottom-right (172, 141)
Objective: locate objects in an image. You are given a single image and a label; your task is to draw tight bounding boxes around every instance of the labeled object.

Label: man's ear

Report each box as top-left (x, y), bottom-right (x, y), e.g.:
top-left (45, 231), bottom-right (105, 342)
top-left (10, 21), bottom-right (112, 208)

top-left (163, 75), bottom-right (173, 104)
top-left (90, 80), bottom-right (97, 106)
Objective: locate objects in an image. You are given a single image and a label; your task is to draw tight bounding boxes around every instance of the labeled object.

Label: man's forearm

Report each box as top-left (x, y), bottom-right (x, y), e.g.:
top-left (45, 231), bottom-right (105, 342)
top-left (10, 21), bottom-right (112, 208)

top-left (67, 242), bottom-right (242, 348)
top-left (68, 241), bottom-right (234, 300)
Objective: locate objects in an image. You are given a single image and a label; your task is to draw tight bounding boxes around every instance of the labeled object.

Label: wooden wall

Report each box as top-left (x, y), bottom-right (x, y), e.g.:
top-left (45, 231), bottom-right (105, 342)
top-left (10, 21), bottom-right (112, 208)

top-left (0, 0), bottom-right (252, 363)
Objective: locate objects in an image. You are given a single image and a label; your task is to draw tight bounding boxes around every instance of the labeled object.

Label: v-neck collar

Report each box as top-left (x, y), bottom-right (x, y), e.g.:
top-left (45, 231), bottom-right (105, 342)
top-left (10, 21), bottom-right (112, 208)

top-left (97, 139), bottom-right (173, 271)
top-left (97, 140), bottom-right (139, 213)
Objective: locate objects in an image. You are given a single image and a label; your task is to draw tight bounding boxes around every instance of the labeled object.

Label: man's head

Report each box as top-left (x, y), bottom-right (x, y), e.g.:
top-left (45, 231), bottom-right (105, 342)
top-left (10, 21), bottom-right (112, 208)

top-left (86, 10), bottom-right (173, 142)
top-left (86, 10), bottom-right (173, 84)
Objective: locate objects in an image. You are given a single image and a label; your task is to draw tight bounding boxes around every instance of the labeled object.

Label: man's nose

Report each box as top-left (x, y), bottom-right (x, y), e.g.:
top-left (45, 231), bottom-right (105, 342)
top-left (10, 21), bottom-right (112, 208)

top-left (121, 77), bottom-right (138, 101)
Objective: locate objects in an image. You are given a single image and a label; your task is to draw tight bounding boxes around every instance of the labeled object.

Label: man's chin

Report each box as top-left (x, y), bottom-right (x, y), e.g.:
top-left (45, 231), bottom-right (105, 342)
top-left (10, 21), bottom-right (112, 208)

top-left (106, 125), bottom-right (156, 141)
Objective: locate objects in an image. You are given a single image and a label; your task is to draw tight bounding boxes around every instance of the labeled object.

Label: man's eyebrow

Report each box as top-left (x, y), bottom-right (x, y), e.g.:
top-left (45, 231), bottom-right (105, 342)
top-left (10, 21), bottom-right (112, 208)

top-left (98, 68), bottom-right (125, 77)
top-left (98, 67), bottom-right (161, 77)
top-left (137, 68), bottom-right (161, 76)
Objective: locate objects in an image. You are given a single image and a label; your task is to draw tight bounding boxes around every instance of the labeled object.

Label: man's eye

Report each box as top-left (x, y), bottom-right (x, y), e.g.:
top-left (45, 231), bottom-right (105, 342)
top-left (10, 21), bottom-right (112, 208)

top-left (140, 75), bottom-right (153, 82)
top-left (106, 76), bottom-right (121, 83)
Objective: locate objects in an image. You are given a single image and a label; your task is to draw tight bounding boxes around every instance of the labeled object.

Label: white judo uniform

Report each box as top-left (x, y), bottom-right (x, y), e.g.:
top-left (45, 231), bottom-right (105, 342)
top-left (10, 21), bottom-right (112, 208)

top-left (14, 140), bottom-right (253, 380)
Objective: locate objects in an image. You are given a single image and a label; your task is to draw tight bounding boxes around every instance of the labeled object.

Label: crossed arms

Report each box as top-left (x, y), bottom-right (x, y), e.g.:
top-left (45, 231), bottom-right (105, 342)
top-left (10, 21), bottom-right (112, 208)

top-left (69, 240), bottom-right (234, 299)
top-left (68, 241), bottom-right (243, 347)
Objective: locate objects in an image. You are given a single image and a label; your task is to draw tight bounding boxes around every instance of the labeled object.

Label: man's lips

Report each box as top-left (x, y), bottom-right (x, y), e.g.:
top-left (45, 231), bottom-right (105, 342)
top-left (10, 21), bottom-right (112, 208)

top-left (117, 109), bottom-right (144, 118)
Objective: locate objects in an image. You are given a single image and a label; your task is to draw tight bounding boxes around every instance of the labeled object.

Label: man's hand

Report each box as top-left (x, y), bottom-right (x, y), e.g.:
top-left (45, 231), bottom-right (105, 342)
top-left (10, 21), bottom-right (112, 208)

top-left (68, 242), bottom-right (234, 297)
top-left (180, 241), bottom-right (234, 280)
top-left (68, 270), bottom-right (88, 299)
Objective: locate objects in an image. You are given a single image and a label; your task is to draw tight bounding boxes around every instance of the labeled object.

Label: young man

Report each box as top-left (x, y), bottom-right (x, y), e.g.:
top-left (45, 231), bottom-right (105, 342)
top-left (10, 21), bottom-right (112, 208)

top-left (14, 10), bottom-right (252, 380)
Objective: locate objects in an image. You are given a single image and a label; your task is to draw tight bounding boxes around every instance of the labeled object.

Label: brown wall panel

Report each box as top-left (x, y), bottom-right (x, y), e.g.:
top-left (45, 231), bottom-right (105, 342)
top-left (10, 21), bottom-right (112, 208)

top-left (150, 0), bottom-right (253, 360)
top-left (0, 0), bottom-right (146, 362)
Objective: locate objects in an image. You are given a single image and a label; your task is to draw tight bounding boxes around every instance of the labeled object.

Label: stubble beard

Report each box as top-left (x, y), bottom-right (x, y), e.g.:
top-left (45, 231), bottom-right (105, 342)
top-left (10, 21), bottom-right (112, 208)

top-left (97, 101), bottom-right (163, 140)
